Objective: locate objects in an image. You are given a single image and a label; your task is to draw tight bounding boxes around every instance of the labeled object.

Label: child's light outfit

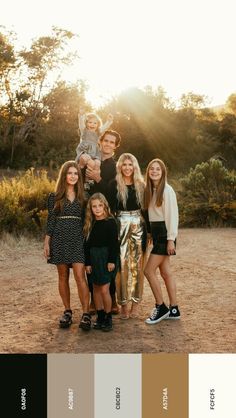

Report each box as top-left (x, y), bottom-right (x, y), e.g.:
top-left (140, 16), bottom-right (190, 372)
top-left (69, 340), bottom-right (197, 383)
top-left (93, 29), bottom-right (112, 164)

top-left (75, 114), bottom-right (112, 162)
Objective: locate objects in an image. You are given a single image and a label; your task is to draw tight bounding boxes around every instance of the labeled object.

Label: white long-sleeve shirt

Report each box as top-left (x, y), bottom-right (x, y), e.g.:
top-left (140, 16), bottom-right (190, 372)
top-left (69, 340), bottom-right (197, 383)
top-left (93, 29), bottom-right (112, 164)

top-left (148, 183), bottom-right (179, 240)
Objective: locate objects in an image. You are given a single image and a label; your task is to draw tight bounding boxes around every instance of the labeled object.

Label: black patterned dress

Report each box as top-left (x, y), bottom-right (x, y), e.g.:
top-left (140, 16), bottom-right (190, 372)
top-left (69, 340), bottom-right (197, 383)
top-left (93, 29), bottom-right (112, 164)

top-left (46, 193), bottom-right (85, 265)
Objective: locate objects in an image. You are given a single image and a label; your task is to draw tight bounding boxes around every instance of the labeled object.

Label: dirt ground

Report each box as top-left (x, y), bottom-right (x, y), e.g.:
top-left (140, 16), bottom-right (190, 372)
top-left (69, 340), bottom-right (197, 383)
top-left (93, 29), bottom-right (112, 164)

top-left (0, 228), bottom-right (235, 354)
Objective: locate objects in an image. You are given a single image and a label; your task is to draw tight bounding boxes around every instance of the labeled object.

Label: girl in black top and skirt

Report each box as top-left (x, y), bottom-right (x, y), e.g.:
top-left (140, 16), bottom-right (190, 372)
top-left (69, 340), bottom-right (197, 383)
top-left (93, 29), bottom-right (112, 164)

top-left (84, 193), bottom-right (119, 331)
top-left (144, 158), bottom-right (180, 324)
top-left (44, 161), bottom-right (91, 331)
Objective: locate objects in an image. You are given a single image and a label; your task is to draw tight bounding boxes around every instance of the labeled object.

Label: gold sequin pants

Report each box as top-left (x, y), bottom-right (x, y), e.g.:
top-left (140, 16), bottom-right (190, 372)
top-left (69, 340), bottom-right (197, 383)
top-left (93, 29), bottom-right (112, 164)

top-left (116, 210), bottom-right (145, 305)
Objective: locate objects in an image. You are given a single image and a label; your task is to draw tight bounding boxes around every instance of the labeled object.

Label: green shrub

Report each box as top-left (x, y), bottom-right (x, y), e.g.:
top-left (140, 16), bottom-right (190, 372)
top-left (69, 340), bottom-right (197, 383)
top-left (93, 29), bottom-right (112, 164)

top-left (179, 159), bottom-right (236, 226)
top-left (0, 168), bottom-right (55, 235)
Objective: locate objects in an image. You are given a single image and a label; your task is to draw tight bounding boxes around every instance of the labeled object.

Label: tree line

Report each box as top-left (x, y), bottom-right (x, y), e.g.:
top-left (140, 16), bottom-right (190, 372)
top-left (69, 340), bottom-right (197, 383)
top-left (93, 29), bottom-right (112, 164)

top-left (1, 27), bottom-right (236, 174)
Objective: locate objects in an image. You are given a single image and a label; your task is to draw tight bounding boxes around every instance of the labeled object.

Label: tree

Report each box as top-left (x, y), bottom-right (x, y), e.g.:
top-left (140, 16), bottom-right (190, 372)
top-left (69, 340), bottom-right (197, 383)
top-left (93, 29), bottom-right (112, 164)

top-left (226, 93), bottom-right (236, 115)
top-left (36, 80), bottom-right (88, 167)
top-left (179, 159), bottom-right (236, 226)
top-left (0, 27), bottom-right (79, 167)
top-left (180, 92), bottom-right (209, 109)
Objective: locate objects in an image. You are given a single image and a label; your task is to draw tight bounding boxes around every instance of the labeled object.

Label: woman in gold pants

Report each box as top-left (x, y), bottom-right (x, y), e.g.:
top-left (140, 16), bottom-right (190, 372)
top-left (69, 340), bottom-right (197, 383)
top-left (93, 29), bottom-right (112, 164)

top-left (108, 153), bottom-right (146, 319)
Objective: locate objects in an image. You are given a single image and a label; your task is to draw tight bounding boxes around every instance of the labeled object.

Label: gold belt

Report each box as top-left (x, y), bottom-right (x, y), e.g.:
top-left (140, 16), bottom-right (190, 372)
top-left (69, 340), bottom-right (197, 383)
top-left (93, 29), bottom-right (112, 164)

top-left (57, 216), bottom-right (81, 219)
top-left (118, 210), bottom-right (141, 216)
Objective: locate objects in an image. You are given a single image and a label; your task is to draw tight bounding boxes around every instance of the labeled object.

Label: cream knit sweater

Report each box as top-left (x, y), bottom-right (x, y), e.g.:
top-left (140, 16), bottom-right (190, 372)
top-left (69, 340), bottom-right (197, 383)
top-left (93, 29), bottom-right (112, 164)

top-left (148, 183), bottom-right (179, 241)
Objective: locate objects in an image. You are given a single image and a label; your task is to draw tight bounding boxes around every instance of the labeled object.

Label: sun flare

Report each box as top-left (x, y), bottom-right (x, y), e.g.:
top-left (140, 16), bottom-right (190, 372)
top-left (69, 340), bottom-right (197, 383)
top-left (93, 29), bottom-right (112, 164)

top-left (2, 0), bottom-right (236, 108)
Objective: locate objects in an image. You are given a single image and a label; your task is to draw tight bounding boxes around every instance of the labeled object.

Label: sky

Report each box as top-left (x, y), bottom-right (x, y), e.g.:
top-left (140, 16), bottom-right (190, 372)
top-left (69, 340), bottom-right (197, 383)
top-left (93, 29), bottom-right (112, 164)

top-left (1, 0), bottom-right (236, 108)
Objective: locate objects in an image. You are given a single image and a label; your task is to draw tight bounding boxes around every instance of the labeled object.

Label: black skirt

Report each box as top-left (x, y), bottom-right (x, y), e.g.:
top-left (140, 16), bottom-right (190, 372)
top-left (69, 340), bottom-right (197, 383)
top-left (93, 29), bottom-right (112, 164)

top-left (89, 247), bottom-right (118, 285)
top-left (150, 221), bottom-right (176, 256)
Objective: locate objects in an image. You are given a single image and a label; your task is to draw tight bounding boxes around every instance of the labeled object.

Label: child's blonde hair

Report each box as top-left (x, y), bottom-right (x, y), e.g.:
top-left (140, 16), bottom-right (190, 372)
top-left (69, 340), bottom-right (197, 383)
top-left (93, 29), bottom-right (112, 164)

top-left (85, 113), bottom-right (102, 132)
top-left (83, 193), bottom-right (112, 238)
top-left (116, 153), bottom-right (145, 209)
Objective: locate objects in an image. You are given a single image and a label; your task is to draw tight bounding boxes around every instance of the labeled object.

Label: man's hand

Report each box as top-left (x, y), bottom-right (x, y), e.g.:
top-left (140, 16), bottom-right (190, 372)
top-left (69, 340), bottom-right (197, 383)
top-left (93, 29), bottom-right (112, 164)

top-left (86, 166), bottom-right (102, 183)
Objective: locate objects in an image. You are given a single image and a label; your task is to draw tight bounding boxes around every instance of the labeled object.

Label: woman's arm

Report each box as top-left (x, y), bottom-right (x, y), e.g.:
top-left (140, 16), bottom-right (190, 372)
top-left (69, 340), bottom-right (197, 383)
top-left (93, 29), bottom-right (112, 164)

top-left (46, 193), bottom-right (57, 237)
top-left (163, 185), bottom-right (179, 241)
top-left (43, 235), bottom-right (51, 258)
top-left (107, 219), bottom-right (119, 264)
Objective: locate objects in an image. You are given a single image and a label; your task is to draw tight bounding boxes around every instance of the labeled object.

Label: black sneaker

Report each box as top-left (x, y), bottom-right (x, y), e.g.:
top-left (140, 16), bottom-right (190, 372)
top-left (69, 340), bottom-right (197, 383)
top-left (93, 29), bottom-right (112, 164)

top-left (101, 313), bottom-right (113, 332)
top-left (145, 303), bottom-right (170, 324)
top-left (167, 305), bottom-right (181, 320)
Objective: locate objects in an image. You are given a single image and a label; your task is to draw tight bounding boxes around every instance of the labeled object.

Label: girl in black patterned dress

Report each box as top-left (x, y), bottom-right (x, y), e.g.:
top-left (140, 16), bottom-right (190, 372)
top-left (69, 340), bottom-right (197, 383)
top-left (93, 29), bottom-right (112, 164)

top-left (44, 161), bottom-right (91, 331)
top-left (84, 193), bottom-right (119, 332)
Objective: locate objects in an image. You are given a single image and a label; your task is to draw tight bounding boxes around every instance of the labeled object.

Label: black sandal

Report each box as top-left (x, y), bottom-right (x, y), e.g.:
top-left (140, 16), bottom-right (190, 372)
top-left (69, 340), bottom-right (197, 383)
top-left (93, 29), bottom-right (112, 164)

top-left (79, 313), bottom-right (91, 331)
top-left (59, 309), bottom-right (72, 328)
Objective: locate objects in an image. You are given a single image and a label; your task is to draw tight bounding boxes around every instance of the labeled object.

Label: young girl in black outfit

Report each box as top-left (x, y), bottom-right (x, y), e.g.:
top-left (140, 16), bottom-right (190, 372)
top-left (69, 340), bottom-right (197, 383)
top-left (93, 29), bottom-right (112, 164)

top-left (84, 193), bottom-right (119, 331)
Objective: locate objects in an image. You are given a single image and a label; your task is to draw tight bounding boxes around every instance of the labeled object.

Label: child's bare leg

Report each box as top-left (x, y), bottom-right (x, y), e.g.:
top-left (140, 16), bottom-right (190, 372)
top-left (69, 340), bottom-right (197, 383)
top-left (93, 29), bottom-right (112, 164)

top-left (144, 254), bottom-right (165, 305)
top-left (87, 158), bottom-right (96, 170)
top-left (93, 159), bottom-right (101, 171)
top-left (84, 156), bottom-right (94, 183)
top-left (159, 257), bottom-right (177, 306)
top-left (79, 153), bottom-right (90, 169)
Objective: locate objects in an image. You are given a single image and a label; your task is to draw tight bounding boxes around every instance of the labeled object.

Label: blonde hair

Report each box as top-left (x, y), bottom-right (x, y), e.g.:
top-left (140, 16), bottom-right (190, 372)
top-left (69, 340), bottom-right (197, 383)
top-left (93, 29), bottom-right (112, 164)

top-left (144, 158), bottom-right (167, 209)
top-left (83, 193), bottom-right (113, 238)
top-left (54, 161), bottom-right (84, 211)
top-left (85, 113), bottom-right (102, 133)
top-left (116, 153), bottom-right (145, 209)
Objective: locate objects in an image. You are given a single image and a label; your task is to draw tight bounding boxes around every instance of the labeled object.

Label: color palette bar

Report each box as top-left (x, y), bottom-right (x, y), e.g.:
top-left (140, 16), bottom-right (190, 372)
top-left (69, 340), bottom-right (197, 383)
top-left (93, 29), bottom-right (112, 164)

top-left (47, 354), bottom-right (94, 418)
top-left (0, 353), bottom-right (235, 417)
top-left (142, 354), bottom-right (188, 418)
top-left (0, 354), bottom-right (47, 418)
top-left (189, 354), bottom-right (235, 418)
top-left (94, 354), bottom-right (142, 418)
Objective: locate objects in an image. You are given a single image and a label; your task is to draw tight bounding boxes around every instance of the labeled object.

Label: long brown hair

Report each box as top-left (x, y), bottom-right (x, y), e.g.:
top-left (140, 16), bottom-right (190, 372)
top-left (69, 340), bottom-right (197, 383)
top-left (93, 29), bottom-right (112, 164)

top-left (83, 193), bottom-right (113, 239)
top-left (116, 153), bottom-right (145, 209)
top-left (144, 158), bottom-right (167, 209)
top-left (54, 161), bottom-right (84, 211)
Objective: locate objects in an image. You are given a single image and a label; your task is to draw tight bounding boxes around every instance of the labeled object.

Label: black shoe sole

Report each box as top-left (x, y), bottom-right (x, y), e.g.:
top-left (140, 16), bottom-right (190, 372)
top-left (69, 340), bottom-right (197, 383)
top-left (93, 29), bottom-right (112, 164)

top-left (145, 311), bottom-right (170, 324)
top-left (166, 316), bottom-right (181, 320)
top-left (59, 320), bottom-right (72, 329)
top-left (79, 324), bottom-right (91, 331)
top-left (93, 324), bottom-right (103, 330)
top-left (102, 327), bottom-right (113, 332)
